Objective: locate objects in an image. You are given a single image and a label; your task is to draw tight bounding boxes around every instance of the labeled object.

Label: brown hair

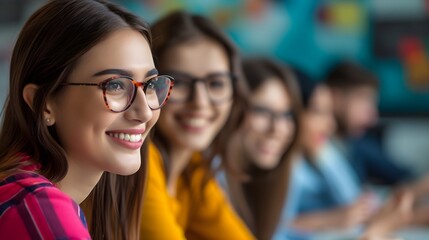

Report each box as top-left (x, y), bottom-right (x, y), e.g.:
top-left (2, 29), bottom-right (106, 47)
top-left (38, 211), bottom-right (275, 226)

top-left (0, 0), bottom-right (151, 239)
top-left (325, 61), bottom-right (379, 90)
top-left (226, 57), bottom-right (302, 240)
top-left (150, 10), bottom-right (247, 190)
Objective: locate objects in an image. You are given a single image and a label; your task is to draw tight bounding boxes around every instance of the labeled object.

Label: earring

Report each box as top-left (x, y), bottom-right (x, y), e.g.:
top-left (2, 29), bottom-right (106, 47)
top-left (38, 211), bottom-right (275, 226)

top-left (45, 118), bottom-right (51, 124)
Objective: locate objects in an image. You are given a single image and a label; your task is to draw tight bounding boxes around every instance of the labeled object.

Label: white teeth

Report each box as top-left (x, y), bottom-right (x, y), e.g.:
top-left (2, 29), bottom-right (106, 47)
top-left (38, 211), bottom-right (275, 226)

top-left (183, 118), bottom-right (207, 127)
top-left (109, 132), bottom-right (142, 143)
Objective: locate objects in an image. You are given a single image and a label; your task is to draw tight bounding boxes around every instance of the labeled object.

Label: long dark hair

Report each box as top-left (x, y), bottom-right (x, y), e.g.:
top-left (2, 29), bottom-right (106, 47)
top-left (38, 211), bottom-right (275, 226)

top-left (0, 0), bottom-right (151, 239)
top-left (226, 57), bottom-right (302, 240)
top-left (150, 10), bottom-right (248, 190)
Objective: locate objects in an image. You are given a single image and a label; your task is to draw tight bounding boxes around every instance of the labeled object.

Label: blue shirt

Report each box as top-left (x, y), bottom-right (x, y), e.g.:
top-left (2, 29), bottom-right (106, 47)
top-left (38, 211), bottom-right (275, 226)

top-left (274, 141), bottom-right (361, 239)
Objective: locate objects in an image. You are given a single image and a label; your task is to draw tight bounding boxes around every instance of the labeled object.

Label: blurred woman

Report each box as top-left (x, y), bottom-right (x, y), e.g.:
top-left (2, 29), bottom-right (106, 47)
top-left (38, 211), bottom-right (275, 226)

top-left (139, 11), bottom-right (254, 239)
top-left (218, 57), bottom-right (302, 240)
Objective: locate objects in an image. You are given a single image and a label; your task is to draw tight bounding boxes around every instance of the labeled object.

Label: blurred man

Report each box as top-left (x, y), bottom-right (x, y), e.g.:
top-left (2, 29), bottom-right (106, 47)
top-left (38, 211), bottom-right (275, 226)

top-left (324, 61), bottom-right (414, 186)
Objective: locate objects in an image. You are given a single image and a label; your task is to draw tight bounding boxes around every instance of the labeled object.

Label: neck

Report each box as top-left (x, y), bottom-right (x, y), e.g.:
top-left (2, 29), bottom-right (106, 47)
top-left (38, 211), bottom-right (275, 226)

top-left (166, 146), bottom-right (193, 196)
top-left (56, 159), bottom-right (103, 204)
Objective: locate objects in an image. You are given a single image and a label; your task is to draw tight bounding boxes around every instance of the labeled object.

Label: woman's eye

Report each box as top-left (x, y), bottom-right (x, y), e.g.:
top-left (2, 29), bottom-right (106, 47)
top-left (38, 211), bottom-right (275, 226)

top-left (106, 80), bottom-right (126, 92)
top-left (146, 81), bottom-right (156, 89)
top-left (208, 80), bottom-right (225, 89)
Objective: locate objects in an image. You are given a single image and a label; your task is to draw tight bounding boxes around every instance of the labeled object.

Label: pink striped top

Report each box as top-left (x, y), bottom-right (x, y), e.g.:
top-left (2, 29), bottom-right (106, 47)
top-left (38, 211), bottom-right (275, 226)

top-left (0, 156), bottom-right (91, 239)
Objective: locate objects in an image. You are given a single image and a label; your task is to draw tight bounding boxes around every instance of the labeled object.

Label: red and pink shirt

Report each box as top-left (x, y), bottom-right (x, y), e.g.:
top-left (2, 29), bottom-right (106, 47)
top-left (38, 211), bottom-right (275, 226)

top-left (0, 156), bottom-right (91, 239)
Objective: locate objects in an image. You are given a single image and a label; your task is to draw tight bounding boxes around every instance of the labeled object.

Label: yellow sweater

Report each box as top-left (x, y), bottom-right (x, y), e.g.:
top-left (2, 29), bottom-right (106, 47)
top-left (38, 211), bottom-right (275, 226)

top-left (140, 143), bottom-right (255, 240)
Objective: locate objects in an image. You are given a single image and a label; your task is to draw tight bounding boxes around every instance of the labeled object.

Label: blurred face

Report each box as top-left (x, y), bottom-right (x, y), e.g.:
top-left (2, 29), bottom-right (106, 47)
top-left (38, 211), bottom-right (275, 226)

top-left (241, 78), bottom-right (295, 169)
top-left (341, 86), bottom-right (378, 137)
top-left (48, 29), bottom-right (160, 176)
top-left (302, 85), bottom-right (335, 157)
top-left (156, 37), bottom-right (233, 151)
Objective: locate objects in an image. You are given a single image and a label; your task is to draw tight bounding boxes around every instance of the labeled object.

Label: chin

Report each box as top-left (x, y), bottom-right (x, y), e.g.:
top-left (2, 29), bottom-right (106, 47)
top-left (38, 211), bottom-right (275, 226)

top-left (113, 164), bottom-right (141, 176)
top-left (108, 157), bottom-right (141, 176)
top-left (184, 139), bottom-right (212, 151)
top-left (254, 156), bottom-right (280, 170)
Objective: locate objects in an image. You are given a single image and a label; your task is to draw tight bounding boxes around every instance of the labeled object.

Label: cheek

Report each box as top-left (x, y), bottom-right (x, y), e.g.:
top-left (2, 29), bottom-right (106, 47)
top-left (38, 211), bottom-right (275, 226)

top-left (146, 109), bottom-right (160, 131)
top-left (306, 118), bottom-right (318, 136)
top-left (215, 101), bottom-right (233, 125)
top-left (281, 122), bottom-right (295, 143)
top-left (242, 129), bottom-right (258, 147)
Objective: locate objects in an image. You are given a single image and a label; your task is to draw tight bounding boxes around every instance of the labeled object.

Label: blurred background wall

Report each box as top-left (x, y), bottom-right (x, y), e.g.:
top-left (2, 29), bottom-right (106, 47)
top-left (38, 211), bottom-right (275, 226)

top-left (1, 0), bottom-right (428, 175)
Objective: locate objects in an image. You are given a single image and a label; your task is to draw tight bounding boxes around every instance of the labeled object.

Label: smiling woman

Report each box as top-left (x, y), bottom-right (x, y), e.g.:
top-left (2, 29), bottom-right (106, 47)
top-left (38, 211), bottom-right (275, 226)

top-left (221, 57), bottom-right (302, 240)
top-left (0, 0), bottom-right (173, 239)
top-left (139, 10), bottom-right (254, 239)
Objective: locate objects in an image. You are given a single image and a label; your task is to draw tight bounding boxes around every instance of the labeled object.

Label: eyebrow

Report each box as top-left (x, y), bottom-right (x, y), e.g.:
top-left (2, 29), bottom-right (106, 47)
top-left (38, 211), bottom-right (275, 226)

top-left (93, 68), bottom-right (158, 78)
top-left (146, 68), bottom-right (158, 78)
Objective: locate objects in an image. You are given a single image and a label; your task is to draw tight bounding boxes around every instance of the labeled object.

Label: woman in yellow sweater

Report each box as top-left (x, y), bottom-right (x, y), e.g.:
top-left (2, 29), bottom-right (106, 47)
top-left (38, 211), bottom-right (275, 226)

top-left (140, 11), bottom-right (254, 239)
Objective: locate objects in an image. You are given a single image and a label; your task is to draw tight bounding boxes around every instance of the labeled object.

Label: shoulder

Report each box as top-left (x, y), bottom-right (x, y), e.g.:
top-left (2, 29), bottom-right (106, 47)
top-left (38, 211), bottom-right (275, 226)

top-left (0, 172), bottom-right (55, 213)
top-left (0, 172), bottom-right (90, 239)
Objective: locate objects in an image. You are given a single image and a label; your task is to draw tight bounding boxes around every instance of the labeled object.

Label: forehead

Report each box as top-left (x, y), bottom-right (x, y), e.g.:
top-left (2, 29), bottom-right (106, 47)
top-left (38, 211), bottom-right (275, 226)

top-left (160, 37), bottom-right (229, 77)
top-left (250, 78), bottom-right (291, 108)
top-left (70, 28), bottom-right (154, 80)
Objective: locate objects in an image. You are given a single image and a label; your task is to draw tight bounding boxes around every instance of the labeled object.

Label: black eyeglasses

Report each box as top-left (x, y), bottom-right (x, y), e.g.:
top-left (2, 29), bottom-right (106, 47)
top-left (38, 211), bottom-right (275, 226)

top-left (248, 104), bottom-right (294, 131)
top-left (61, 75), bottom-right (174, 112)
top-left (162, 70), bottom-right (235, 104)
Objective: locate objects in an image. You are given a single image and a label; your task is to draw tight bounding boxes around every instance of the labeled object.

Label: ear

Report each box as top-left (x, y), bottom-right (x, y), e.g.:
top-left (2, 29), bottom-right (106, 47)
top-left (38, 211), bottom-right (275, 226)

top-left (23, 84), bottom-right (38, 111)
top-left (23, 84), bottom-right (56, 126)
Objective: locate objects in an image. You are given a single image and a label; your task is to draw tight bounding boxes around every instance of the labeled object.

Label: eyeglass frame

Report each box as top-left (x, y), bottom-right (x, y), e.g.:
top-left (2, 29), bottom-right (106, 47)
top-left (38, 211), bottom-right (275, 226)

top-left (248, 104), bottom-right (295, 126)
top-left (61, 75), bottom-right (175, 113)
top-left (161, 70), bottom-right (236, 104)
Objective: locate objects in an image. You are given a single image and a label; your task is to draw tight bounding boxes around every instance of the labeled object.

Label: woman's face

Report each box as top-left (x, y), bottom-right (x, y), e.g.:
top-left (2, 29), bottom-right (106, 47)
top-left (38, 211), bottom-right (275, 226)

top-left (156, 37), bottom-right (233, 151)
top-left (301, 85), bottom-right (336, 156)
top-left (241, 78), bottom-right (295, 169)
top-left (48, 29), bottom-right (160, 176)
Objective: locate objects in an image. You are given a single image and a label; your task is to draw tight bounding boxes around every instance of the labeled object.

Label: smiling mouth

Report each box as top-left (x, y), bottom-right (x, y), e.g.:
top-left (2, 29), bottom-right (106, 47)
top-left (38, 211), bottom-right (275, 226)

top-left (181, 117), bottom-right (209, 128)
top-left (108, 132), bottom-right (142, 143)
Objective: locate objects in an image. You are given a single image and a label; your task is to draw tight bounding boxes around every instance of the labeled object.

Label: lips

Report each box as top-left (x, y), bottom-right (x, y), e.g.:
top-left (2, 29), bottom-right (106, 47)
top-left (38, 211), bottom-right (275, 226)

top-left (175, 114), bottom-right (213, 133)
top-left (181, 117), bottom-right (209, 128)
top-left (108, 132), bottom-right (142, 142)
top-left (106, 129), bottom-right (146, 150)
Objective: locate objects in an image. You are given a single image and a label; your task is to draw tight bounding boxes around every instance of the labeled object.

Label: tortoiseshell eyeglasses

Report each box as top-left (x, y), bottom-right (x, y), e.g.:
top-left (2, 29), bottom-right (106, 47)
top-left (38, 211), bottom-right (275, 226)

top-left (62, 75), bottom-right (174, 112)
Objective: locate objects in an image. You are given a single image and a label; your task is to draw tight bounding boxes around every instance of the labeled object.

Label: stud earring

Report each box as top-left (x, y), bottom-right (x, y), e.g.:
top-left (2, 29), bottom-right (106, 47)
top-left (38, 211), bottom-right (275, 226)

top-left (45, 118), bottom-right (50, 123)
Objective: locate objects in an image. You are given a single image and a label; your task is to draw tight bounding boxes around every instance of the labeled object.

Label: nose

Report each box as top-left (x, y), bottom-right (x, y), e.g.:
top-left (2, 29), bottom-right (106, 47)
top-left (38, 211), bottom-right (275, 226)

top-left (267, 116), bottom-right (291, 136)
top-left (189, 82), bottom-right (211, 108)
top-left (125, 87), bottom-right (153, 123)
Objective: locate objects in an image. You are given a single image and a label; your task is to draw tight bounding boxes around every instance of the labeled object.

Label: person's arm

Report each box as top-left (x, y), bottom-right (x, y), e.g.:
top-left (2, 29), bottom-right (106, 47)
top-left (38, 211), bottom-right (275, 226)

top-left (1, 186), bottom-right (90, 239)
top-left (186, 175), bottom-right (255, 240)
top-left (292, 193), bottom-right (375, 232)
top-left (140, 146), bottom-right (186, 239)
top-left (360, 190), bottom-right (414, 240)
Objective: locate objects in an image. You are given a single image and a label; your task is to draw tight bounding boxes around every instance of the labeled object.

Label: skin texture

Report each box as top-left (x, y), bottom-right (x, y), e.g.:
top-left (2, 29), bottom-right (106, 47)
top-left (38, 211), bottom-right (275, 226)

top-left (241, 78), bottom-right (294, 169)
top-left (332, 86), bottom-right (378, 138)
top-left (301, 85), bottom-right (336, 158)
top-left (25, 28), bottom-right (160, 203)
top-left (157, 37), bottom-right (232, 152)
top-left (155, 37), bottom-right (232, 196)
